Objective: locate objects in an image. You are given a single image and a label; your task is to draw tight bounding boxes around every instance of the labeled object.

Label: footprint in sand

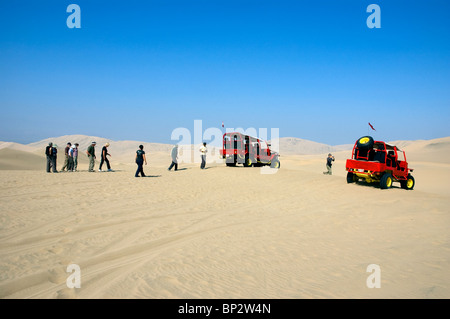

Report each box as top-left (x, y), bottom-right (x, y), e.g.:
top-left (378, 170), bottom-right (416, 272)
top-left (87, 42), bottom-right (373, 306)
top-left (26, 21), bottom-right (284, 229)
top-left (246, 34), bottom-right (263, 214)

top-left (48, 246), bottom-right (64, 254)
top-left (47, 267), bottom-right (67, 284)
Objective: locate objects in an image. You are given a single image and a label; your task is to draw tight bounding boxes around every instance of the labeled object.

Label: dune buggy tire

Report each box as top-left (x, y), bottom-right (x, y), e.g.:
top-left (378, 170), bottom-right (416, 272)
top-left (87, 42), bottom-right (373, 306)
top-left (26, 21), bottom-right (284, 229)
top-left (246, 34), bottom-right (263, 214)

top-left (270, 159), bottom-right (280, 169)
top-left (226, 163), bottom-right (236, 167)
top-left (243, 157), bottom-right (254, 167)
top-left (380, 173), bottom-right (393, 189)
top-left (347, 172), bottom-right (357, 183)
top-left (401, 174), bottom-right (415, 190)
top-left (356, 136), bottom-right (374, 149)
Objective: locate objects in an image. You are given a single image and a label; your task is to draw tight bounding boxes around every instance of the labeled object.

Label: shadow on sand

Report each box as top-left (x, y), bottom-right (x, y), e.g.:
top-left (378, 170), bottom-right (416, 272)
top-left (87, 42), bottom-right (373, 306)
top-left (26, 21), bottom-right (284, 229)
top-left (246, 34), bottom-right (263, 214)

top-left (136, 175), bottom-right (161, 178)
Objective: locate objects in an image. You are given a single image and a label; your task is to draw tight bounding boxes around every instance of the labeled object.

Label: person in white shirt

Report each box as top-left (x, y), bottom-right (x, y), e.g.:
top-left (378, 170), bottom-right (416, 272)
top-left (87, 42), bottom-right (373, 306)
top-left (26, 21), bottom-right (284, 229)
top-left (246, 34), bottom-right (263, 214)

top-left (199, 142), bottom-right (207, 169)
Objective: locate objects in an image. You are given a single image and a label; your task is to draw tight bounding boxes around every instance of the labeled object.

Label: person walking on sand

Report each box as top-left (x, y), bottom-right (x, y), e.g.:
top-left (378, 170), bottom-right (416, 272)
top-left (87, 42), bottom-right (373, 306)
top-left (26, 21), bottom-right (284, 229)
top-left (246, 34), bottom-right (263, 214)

top-left (60, 142), bottom-right (72, 172)
top-left (199, 142), bottom-right (207, 169)
top-left (323, 153), bottom-right (335, 175)
top-left (99, 142), bottom-right (112, 172)
top-left (135, 145), bottom-right (147, 177)
top-left (67, 144), bottom-right (74, 172)
top-left (72, 143), bottom-right (79, 171)
top-left (168, 144), bottom-right (178, 171)
top-left (86, 141), bottom-right (97, 172)
top-left (45, 142), bottom-right (58, 173)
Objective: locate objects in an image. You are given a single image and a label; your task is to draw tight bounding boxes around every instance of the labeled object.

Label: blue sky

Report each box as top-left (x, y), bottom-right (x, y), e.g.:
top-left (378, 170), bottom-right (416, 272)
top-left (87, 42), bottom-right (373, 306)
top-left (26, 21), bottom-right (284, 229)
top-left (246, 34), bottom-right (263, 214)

top-left (1, 0), bottom-right (449, 145)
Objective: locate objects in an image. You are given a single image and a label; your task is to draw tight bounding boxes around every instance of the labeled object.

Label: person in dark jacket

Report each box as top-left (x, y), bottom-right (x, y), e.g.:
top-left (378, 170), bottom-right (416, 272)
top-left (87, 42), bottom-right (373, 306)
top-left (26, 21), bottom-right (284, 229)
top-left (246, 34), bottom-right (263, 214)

top-left (45, 142), bottom-right (58, 173)
top-left (323, 153), bottom-right (335, 175)
top-left (135, 145), bottom-right (147, 177)
top-left (99, 142), bottom-right (112, 172)
top-left (168, 145), bottom-right (178, 171)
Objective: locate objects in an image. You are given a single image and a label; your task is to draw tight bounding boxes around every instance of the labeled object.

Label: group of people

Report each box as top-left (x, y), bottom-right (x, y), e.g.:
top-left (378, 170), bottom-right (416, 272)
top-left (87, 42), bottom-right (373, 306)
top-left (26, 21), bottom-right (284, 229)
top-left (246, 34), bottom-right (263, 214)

top-left (135, 142), bottom-right (208, 177)
top-left (47, 141), bottom-right (335, 176)
top-left (86, 141), bottom-right (113, 172)
top-left (45, 141), bottom-right (112, 173)
top-left (45, 142), bottom-right (80, 173)
top-left (60, 142), bottom-right (80, 172)
top-left (46, 140), bottom-right (209, 176)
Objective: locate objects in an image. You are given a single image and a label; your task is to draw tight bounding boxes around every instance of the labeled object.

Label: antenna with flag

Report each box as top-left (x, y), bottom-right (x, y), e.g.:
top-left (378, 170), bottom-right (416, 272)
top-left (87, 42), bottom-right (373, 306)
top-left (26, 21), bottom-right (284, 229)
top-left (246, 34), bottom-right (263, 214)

top-left (368, 122), bottom-right (376, 135)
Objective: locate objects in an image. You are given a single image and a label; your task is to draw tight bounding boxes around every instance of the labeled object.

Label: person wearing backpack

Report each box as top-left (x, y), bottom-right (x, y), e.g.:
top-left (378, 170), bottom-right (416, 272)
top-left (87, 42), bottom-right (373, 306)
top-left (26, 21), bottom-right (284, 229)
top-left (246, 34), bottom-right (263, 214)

top-left (45, 142), bottom-right (58, 173)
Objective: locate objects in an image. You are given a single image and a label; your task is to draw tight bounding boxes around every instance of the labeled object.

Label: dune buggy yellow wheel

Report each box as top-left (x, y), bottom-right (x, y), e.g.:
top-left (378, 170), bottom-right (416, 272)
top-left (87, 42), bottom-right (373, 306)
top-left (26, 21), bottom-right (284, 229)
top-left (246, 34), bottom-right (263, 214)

top-left (356, 136), bottom-right (374, 149)
top-left (360, 137), bottom-right (370, 144)
top-left (380, 173), bottom-right (393, 189)
top-left (401, 174), bottom-right (415, 190)
top-left (270, 159), bottom-right (280, 169)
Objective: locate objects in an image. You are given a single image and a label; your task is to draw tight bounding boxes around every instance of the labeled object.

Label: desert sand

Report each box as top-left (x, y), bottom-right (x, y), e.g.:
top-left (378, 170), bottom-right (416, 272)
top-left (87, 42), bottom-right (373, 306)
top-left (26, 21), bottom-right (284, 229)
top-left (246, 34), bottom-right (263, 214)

top-left (0, 136), bottom-right (449, 298)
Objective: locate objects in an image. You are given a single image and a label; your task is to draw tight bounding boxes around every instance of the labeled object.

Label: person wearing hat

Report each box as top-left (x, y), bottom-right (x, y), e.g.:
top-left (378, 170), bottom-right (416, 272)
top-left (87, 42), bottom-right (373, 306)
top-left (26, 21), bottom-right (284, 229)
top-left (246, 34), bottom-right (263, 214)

top-left (86, 142), bottom-right (97, 172)
top-left (167, 144), bottom-right (179, 171)
top-left (99, 142), bottom-right (112, 172)
top-left (68, 143), bottom-right (78, 172)
top-left (45, 142), bottom-right (58, 173)
top-left (60, 142), bottom-right (72, 172)
top-left (323, 153), bottom-right (335, 175)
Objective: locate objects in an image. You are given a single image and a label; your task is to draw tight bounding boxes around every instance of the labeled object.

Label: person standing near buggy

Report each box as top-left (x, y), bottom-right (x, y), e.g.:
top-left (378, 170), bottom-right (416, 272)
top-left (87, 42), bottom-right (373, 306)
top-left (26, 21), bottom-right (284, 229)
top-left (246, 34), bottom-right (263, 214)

top-left (135, 145), bottom-right (147, 177)
top-left (323, 153), bottom-right (335, 175)
top-left (168, 145), bottom-right (178, 171)
top-left (199, 142), bottom-right (207, 169)
top-left (60, 142), bottom-right (72, 172)
top-left (99, 142), bottom-right (112, 172)
top-left (86, 141), bottom-right (97, 172)
top-left (45, 142), bottom-right (58, 173)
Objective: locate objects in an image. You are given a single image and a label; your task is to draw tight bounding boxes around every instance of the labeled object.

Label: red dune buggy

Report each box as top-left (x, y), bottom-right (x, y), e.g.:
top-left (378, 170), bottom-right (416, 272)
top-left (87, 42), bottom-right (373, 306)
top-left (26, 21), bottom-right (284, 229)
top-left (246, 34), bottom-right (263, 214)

top-left (345, 136), bottom-right (415, 190)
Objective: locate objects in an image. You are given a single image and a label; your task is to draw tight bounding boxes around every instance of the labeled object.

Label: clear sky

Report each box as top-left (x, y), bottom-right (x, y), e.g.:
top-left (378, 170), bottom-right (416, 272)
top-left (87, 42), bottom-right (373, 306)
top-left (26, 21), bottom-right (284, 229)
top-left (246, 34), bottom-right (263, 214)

top-left (1, 0), bottom-right (449, 145)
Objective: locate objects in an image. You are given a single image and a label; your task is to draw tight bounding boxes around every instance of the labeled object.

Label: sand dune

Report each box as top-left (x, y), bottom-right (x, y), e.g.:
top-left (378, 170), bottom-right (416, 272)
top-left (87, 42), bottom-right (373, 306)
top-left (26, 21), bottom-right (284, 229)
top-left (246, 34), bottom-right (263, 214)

top-left (0, 135), bottom-right (449, 299)
top-left (276, 137), bottom-right (352, 155)
top-left (0, 148), bottom-right (46, 171)
top-left (388, 137), bottom-right (450, 164)
top-left (0, 142), bottom-right (38, 153)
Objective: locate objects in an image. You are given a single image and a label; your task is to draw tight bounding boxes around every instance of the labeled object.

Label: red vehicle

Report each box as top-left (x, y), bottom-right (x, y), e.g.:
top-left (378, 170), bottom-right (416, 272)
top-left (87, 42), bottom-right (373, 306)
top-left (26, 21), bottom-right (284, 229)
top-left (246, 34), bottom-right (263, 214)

top-left (345, 136), bottom-right (415, 190)
top-left (219, 132), bottom-right (280, 168)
